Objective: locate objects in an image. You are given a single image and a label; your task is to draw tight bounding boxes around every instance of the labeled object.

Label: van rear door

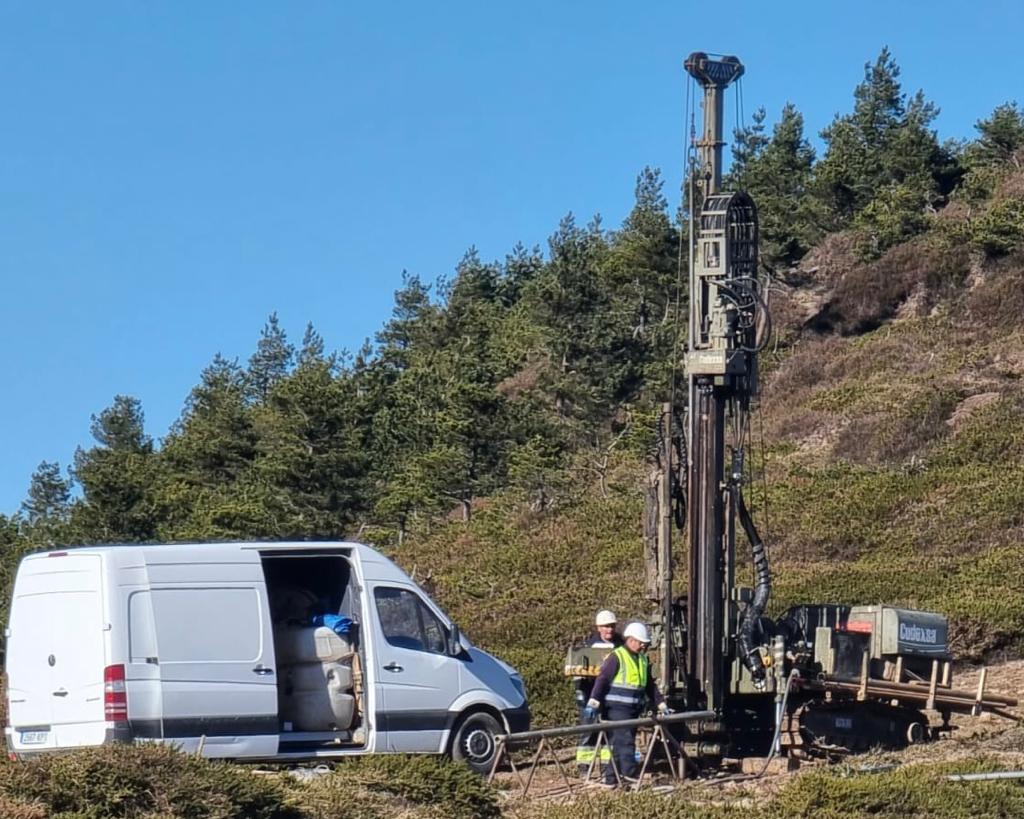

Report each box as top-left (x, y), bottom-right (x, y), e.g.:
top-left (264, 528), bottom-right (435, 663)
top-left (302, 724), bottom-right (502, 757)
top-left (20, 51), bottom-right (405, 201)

top-left (7, 553), bottom-right (107, 751)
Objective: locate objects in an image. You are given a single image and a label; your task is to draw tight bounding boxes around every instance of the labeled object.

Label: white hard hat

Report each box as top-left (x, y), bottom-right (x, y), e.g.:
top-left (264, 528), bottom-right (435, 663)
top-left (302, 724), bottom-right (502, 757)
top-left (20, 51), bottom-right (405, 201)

top-left (623, 622), bottom-right (651, 644)
top-left (595, 610), bottom-right (617, 627)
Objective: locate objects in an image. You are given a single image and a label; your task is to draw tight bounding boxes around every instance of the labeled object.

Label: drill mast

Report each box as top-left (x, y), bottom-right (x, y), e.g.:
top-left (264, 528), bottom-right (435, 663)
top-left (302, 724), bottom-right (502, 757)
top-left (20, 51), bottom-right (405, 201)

top-left (656, 52), bottom-right (767, 714)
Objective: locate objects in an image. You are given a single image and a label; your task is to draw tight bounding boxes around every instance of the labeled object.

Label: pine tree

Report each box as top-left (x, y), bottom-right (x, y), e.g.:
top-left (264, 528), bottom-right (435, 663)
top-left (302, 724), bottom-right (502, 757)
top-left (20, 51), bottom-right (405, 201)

top-left (165, 355), bottom-right (254, 485)
top-left (813, 48), bottom-right (958, 255)
top-left (500, 243), bottom-right (544, 307)
top-left (72, 396), bottom-right (158, 542)
top-left (88, 395), bottom-right (153, 453)
top-left (524, 213), bottom-right (610, 435)
top-left (298, 322), bottom-right (326, 367)
top-left (21, 461), bottom-right (71, 525)
top-left (247, 313), bottom-right (295, 401)
top-left (602, 167), bottom-right (680, 405)
top-left (420, 250), bottom-right (509, 521)
top-left (375, 273), bottom-right (438, 370)
top-left (364, 277), bottom-right (445, 535)
top-left (154, 355), bottom-right (256, 537)
top-left (970, 103), bottom-right (1024, 168)
top-left (729, 107), bottom-right (770, 183)
top-left (248, 357), bottom-right (370, 538)
top-left (957, 103), bottom-right (1024, 204)
top-left (0, 514), bottom-right (31, 624)
top-left (507, 435), bottom-right (566, 511)
top-left (730, 104), bottom-right (818, 267)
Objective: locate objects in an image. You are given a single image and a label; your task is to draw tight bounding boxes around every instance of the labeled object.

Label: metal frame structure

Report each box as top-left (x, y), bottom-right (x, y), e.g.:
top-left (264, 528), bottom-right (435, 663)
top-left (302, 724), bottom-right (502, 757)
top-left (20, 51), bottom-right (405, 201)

top-left (487, 710), bottom-right (714, 797)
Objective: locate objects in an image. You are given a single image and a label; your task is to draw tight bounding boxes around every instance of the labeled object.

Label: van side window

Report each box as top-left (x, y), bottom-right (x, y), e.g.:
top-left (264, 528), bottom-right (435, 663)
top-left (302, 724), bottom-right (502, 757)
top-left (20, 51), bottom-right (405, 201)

top-left (373, 587), bottom-right (446, 654)
top-left (150, 587), bottom-right (262, 663)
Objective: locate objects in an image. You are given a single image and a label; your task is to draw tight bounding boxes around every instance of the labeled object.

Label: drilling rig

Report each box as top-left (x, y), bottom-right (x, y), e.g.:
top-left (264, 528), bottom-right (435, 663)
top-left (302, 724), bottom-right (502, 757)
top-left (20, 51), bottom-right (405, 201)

top-left (569, 51), bottom-right (1016, 764)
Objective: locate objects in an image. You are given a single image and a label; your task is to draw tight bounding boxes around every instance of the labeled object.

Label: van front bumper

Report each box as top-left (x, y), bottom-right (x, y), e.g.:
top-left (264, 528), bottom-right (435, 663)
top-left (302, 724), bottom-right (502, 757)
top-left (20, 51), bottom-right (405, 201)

top-left (502, 705), bottom-right (530, 735)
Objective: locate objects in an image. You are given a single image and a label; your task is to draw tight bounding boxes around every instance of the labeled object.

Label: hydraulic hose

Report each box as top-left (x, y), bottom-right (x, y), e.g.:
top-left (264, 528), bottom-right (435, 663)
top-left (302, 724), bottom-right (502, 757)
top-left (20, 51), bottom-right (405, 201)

top-left (736, 490), bottom-right (771, 686)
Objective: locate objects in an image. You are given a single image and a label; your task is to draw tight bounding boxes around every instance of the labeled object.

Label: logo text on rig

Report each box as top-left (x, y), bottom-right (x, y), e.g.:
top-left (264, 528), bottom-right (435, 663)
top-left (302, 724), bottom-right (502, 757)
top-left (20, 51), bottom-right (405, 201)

top-left (899, 623), bottom-right (938, 644)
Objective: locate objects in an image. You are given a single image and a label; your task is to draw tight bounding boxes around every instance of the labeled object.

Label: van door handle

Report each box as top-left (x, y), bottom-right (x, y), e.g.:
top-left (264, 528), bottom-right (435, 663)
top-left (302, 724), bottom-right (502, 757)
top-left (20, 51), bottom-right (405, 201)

top-left (383, 662), bottom-right (404, 672)
top-left (52, 689), bottom-right (68, 697)
top-left (252, 665), bottom-right (274, 676)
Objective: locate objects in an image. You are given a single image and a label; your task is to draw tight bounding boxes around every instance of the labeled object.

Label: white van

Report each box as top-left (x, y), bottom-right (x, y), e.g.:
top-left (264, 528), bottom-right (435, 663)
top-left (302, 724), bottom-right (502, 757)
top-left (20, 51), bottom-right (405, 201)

top-left (4, 541), bottom-right (528, 771)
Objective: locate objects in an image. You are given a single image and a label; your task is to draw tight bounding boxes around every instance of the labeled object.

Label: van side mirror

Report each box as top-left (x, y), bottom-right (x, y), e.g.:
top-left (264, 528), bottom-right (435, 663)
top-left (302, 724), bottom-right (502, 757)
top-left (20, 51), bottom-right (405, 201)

top-left (447, 624), bottom-right (463, 657)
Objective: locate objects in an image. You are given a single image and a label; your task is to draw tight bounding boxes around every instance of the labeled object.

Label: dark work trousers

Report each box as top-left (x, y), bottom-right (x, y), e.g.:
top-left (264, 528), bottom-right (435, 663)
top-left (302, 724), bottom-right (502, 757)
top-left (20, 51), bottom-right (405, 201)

top-left (603, 705), bottom-right (640, 784)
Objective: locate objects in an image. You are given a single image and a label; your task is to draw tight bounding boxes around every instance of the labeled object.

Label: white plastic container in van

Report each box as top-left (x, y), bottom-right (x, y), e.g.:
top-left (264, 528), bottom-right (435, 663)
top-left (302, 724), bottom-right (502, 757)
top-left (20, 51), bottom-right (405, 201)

top-left (4, 542), bottom-right (528, 772)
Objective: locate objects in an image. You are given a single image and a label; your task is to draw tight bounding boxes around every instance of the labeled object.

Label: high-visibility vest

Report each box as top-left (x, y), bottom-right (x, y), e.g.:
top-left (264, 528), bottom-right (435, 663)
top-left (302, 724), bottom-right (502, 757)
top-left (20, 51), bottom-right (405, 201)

top-left (604, 645), bottom-right (649, 714)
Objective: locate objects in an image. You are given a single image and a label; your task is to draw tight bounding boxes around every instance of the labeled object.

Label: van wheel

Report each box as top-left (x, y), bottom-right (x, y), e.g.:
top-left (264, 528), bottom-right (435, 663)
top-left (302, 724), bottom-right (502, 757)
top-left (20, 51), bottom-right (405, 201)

top-left (450, 711), bottom-right (502, 775)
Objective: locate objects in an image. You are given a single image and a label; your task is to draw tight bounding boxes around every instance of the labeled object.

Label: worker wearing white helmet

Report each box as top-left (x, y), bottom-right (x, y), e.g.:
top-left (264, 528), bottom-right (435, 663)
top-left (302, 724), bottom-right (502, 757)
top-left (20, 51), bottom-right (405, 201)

top-left (585, 620), bottom-right (671, 786)
top-left (573, 610), bottom-right (622, 775)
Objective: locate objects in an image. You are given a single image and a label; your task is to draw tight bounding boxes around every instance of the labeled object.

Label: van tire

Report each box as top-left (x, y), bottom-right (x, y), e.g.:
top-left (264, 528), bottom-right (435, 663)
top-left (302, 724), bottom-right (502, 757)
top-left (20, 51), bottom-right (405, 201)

top-left (450, 711), bottom-right (501, 774)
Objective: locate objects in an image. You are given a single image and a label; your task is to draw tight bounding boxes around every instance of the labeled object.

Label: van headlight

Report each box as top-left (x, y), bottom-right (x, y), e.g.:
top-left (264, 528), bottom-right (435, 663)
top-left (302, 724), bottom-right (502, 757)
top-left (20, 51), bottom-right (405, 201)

top-left (510, 673), bottom-right (527, 702)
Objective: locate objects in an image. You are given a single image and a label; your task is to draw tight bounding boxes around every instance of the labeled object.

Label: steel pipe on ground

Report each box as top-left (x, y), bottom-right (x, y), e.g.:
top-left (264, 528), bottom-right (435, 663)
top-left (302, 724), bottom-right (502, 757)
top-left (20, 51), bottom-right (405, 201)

top-left (819, 678), bottom-right (1017, 710)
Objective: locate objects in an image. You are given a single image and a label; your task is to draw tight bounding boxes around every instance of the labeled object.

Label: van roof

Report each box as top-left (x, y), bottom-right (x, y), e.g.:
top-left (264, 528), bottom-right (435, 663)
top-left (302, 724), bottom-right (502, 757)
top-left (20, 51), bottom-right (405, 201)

top-left (25, 541), bottom-right (424, 586)
top-left (28, 541), bottom-right (385, 565)
top-left (33, 541), bottom-right (368, 555)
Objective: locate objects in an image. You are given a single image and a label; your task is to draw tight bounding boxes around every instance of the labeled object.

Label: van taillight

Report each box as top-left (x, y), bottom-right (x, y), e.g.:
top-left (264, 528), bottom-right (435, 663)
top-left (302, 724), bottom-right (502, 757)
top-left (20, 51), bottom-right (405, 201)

top-left (103, 665), bottom-right (128, 722)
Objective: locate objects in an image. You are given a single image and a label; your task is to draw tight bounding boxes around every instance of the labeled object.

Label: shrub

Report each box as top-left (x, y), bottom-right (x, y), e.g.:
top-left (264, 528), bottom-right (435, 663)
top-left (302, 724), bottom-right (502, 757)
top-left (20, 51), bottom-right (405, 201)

top-left (301, 755), bottom-right (500, 819)
top-left (970, 195), bottom-right (1024, 257)
top-left (516, 759), bottom-right (1024, 818)
top-left (0, 795), bottom-right (47, 819)
top-left (0, 744), bottom-right (301, 819)
top-left (771, 758), bottom-right (1024, 818)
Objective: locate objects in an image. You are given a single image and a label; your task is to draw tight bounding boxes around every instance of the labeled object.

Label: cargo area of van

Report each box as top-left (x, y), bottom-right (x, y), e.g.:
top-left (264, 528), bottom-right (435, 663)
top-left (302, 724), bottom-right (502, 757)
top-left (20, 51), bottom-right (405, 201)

top-left (261, 550), bottom-right (368, 753)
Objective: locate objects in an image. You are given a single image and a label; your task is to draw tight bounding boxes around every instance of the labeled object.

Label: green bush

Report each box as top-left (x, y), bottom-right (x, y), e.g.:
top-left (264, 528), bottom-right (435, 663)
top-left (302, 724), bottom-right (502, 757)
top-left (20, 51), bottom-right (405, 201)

top-left (301, 755), bottom-right (500, 819)
top-left (517, 760), bottom-right (1024, 819)
top-left (970, 196), bottom-right (1024, 257)
top-left (770, 759), bottom-right (1024, 818)
top-left (0, 744), bottom-right (301, 819)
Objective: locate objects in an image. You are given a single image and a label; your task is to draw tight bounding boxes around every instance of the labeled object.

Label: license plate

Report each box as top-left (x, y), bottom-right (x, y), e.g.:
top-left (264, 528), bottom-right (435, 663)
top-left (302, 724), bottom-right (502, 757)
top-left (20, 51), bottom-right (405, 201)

top-left (19, 730), bottom-right (49, 745)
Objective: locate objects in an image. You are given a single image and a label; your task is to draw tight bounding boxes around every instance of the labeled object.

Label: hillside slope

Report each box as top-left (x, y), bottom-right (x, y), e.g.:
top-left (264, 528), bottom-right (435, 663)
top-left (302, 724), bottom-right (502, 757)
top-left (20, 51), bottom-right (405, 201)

top-left (387, 223), bottom-right (1024, 726)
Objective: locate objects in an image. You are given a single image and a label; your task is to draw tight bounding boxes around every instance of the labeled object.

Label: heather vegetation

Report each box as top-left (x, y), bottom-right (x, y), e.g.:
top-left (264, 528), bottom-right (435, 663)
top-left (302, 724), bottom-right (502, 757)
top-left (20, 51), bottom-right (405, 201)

top-left (0, 745), bottom-right (500, 818)
top-left (2, 745), bottom-right (1021, 818)
top-left (518, 758), bottom-right (1024, 818)
top-left (4, 48), bottom-right (1024, 815)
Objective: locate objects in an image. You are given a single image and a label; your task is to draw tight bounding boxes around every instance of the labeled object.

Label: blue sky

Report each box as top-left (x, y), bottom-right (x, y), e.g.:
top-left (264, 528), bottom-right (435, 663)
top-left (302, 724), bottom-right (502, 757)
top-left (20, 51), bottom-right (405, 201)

top-left (2, 0), bottom-right (1022, 515)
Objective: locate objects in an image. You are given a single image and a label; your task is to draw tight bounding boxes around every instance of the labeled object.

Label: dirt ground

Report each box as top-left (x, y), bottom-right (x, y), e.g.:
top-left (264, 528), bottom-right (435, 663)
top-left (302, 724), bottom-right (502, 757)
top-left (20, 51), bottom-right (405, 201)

top-left (494, 660), bottom-right (1024, 808)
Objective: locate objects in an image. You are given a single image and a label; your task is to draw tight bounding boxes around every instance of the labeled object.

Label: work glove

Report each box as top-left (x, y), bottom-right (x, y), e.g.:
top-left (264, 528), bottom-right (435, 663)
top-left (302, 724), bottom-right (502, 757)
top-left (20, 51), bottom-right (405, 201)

top-left (583, 699), bottom-right (601, 721)
top-left (657, 702), bottom-right (673, 716)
